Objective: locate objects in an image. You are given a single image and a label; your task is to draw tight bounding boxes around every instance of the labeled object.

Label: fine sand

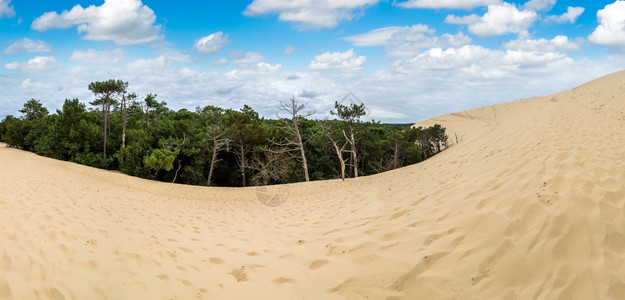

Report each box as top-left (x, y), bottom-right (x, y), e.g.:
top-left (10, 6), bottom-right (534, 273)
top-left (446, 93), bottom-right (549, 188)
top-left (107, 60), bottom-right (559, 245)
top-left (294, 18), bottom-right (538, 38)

top-left (1, 71), bottom-right (625, 299)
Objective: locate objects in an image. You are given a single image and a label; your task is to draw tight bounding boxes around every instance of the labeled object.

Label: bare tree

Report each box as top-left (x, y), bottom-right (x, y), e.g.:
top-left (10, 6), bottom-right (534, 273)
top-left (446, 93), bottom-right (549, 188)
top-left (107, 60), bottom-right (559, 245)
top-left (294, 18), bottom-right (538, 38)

top-left (249, 149), bottom-right (293, 186)
top-left (332, 101), bottom-right (366, 178)
top-left (274, 96), bottom-right (315, 182)
top-left (318, 120), bottom-right (348, 181)
top-left (205, 125), bottom-right (229, 187)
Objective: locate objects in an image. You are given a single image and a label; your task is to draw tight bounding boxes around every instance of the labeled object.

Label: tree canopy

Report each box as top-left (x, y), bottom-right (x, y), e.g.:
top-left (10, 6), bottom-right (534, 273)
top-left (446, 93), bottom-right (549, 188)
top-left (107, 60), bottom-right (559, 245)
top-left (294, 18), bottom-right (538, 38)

top-left (0, 80), bottom-right (450, 187)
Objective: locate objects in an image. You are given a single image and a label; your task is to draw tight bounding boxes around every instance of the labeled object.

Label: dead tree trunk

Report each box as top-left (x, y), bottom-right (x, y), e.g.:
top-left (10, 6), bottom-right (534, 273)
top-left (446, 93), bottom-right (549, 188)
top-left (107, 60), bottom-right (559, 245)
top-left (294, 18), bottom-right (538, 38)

top-left (206, 127), bottom-right (228, 187)
top-left (208, 140), bottom-right (218, 186)
top-left (275, 97), bottom-right (315, 182)
top-left (319, 121), bottom-right (347, 181)
top-left (350, 129), bottom-right (358, 178)
top-left (392, 139), bottom-right (399, 170)
top-left (102, 100), bottom-right (108, 157)
top-left (121, 93), bottom-right (127, 148)
top-left (172, 160), bottom-right (182, 183)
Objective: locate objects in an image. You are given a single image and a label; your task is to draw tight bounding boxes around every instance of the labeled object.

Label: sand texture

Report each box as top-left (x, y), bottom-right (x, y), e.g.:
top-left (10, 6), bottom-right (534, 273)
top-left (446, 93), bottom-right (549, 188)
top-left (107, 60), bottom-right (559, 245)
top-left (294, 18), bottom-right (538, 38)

top-left (2, 71), bottom-right (625, 299)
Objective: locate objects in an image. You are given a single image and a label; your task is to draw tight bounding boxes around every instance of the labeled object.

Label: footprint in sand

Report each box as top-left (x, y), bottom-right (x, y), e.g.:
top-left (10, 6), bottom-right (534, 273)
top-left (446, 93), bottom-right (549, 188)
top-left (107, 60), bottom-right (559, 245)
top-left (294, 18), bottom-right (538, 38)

top-left (229, 266), bottom-right (248, 282)
top-left (208, 257), bottom-right (224, 264)
top-left (309, 259), bottom-right (330, 270)
top-left (273, 277), bottom-right (295, 284)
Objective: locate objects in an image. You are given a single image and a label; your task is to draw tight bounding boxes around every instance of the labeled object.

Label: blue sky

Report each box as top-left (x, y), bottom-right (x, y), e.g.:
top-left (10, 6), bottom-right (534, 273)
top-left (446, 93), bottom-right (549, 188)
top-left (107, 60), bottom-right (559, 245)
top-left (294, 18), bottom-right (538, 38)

top-left (1, 0), bottom-right (625, 122)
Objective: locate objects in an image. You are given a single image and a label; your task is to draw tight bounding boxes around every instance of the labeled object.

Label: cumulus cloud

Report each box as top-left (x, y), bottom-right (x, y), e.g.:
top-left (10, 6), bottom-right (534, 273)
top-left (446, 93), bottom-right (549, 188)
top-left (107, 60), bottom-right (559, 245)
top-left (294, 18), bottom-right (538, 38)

top-left (69, 48), bottom-right (126, 64)
top-left (396, 0), bottom-right (500, 9)
top-left (284, 45), bottom-right (295, 54)
top-left (231, 51), bottom-right (265, 64)
top-left (444, 14), bottom-right (480, 25)
top-left (244, 0), bottom-right (379, 29)
top-left (387, 25), bottom-right (471, 58)
top-left (194, 32), bottom-right (231, 54)
top-left (4, 56), bottom-right (59, 72)
top-left (3, 38), bottom-right (52, 55)
top-left (396, 45), bottom-right (499, 72)
top-left (127, 52), bottom-right (190, 69)
top-left (589, 1), bottom-right (625, 49)
top-left (446, 3), bottom-right (537, 37)
top-left (0, 0), bottom-right (15, 18)
top-left (545, 6), bottom-right (584, 24)
top-left (342, 26), bottom-right (404, 46)
top-left (309, 49), bottom-right (366, 70)
top-left (31, 0), bottom-right (162, 45)
top-left (523, 0), bottom-right (556, 12)
top-left (504, 35), bottom-right (580, 52)
top-left (224, 62), bottom-right (282, 79)
top-left (212, 58), bottom-right (229, 66)
top-left (502, 50), bottom-right (568, 66)
top-left (128, 56), bottom-right (169, 69)
top-left (299, 89), bottom-right (319, 98)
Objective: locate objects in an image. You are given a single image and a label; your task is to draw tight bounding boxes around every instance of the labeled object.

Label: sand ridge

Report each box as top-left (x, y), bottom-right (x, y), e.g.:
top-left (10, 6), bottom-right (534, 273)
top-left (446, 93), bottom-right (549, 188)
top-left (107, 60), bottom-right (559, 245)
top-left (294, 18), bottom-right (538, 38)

top-left (1, 70), bottom-right (625, 299)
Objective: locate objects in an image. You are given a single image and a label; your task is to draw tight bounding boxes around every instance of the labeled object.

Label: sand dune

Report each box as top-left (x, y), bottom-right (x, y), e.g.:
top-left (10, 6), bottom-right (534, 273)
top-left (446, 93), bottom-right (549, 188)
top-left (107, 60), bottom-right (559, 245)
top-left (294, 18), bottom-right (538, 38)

top-left (2, 71), bottom-right (625, 299)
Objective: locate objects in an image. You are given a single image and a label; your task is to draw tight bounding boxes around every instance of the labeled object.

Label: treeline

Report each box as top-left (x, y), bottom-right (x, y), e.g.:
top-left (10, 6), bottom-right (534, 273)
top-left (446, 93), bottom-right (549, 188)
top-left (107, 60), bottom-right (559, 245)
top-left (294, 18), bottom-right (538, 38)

top-left (0, 79), bottom-right (449, 187)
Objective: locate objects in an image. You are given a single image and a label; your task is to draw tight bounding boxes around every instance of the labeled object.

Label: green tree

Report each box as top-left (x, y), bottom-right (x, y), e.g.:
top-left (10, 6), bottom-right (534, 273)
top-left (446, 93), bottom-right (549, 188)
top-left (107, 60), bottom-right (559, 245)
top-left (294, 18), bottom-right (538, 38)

top-left (197, 105), bottom-right (229, 186)
top-left (144, 148), bottom-right (180, 176)
top-left (88, 79), bottom-right (128, 157)
top-left (19, 99), bottom-right (49, 120)
top-left (224, 105), bottom-right (265, 187)
top-left (2, 116), bottom-right (31, 149)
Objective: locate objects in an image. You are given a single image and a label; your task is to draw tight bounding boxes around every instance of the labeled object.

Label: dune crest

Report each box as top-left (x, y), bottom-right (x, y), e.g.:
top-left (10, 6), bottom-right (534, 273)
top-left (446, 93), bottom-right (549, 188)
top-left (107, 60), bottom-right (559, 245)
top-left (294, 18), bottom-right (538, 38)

top-left (2, 71), bottom-right (625, 299)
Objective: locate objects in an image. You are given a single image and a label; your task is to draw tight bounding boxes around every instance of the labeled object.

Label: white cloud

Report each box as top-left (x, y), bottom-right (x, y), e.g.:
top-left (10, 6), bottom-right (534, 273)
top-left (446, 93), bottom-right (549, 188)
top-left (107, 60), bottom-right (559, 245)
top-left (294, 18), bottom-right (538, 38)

top-left (19, 78), bottom-right (33, 89)
top-left (4, 62), bottom-right (18, 70)
top-left (212, 58), bottom-right (229, 66)
top-left (397, 45), bottom-right (501, 72)
top-left (298, 89), bottom-right (319, 98)
top-left (446, 3), bottom-right (537, 37)
top-left (589, 1), bottom-right (625, 49)
top-left (386, 25), bottom-right (471, 59)
top-left (128, 56), bottom-right (169, 69)
top-left (4, 56), bottom-right (59, 72)
top-left (225, 62), bottom-right (282, 79)
top-left (0, 44), bottom-right (620, 124)
top-left (545, 6), bottom-right (584, 24)
top-left (391, 25), bottom-right (468, 46)
top-left (397, 0), bottom-right (500, 9)
top-left (309, 49), bottom-right (366, 70)
top-left (127, 52), bottom-right (190, 69)
top-left (504, 35), bottom-right (580, 52)
top-left (342, 26), bottom-right (403, 46)
top-left (445, 14), bottom-right (481, 25)
top-left (231, 51), bottom-right (265, 64)
top-left (31, 0), bottom-right (162, 45)
top-left (503, 50), bottom-right (568, 66)
top-left (0, 0), bottom-right (15, 18)
top-left (244, 0), bottom-right (380, 29)
top-left (523, 0), bottom-right (556, 12)
top-left (3, 38), bottom-right (52, 55)
top-left (69, 48), bottom-right (126, 64)
top-left (413, 44), bottom-right (569, 72)
top-left (194, 31), bottom-right (231, 54)
top-left (284, 45), bottom-right (295, 54)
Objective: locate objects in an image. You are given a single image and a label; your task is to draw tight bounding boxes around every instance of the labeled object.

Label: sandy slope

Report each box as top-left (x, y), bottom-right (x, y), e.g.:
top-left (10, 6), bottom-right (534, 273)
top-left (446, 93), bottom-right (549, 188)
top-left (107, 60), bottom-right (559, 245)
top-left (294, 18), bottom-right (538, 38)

top-left (1, 71), bottom-right (625, 299)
